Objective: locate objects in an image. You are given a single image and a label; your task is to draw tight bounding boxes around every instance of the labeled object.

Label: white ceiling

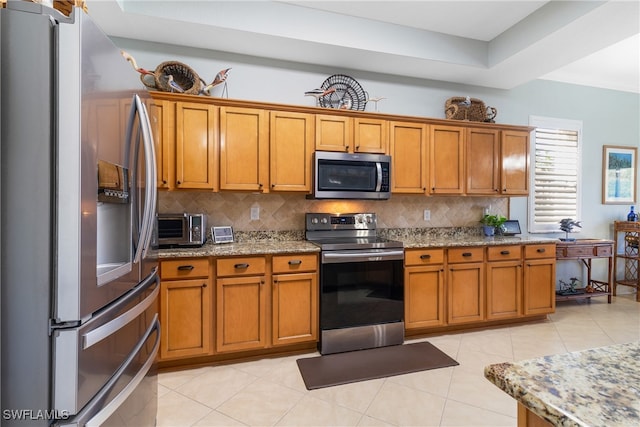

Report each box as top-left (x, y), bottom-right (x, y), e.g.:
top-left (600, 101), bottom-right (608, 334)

top-left (87, 0), bottom-right (640, 93)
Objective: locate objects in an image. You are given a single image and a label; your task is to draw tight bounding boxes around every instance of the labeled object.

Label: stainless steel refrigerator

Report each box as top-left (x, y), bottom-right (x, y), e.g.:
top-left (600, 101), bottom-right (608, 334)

top-left (1, 2), bottom-right (159, 425)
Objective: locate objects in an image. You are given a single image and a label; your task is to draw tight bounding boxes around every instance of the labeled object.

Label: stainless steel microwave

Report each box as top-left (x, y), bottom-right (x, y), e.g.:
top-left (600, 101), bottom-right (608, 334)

top-left (157, 213), bottom-right (207, 248)
top-left (311, 151), bottom-right (391, 200)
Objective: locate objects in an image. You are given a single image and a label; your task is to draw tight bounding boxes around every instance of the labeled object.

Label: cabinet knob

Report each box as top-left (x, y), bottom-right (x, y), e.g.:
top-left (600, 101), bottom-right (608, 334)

top-left (500, 250), bottom-right (510, 255)
top-left (162, 180), bottom-right (167, 185)
top-left (288, 259), bottom-right (302, 265)
top-left (462, 252), bottom-right (472, 257)
top-left (234, 263), bottom-right (249, 269)
top-left (345, 146), bottom-right (349, 151)
top-left (420, 254), bottom-right (431, 259)
top-left (177, 265), bottom-right (194, 271)
top-left (177, 180), bottom-right (181, 185)
top-left (503, 188), bottom-right (507, 192)
top-left (537, 248), bottom-right (546, 253)
top-left (202, 283), bottom-right (207, 287)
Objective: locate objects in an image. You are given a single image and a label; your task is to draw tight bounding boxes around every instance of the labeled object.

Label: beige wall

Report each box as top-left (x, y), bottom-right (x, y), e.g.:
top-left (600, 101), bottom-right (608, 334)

top-left (159, 191), bottom-right (509, 232)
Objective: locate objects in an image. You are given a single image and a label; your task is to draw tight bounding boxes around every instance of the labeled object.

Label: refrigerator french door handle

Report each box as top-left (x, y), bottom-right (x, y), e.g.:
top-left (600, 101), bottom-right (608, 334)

top-left (133, 95), bottom-right (157, 263)
top-left (83, 270), bottom-right (158, 349)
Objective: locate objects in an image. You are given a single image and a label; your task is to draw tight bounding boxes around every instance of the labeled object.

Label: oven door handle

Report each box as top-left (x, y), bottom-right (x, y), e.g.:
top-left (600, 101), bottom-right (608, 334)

top-left (322, 249), bottom-right (404, 264)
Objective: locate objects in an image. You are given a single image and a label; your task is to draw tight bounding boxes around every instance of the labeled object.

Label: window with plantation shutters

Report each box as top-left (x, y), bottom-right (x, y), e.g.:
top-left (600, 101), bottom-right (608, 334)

top-left (528, 116), bottom-right (582, 234)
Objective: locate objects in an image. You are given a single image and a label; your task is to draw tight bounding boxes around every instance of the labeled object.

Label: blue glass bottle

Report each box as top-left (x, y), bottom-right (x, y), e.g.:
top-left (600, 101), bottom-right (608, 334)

top-left (628, 206), bottom-right (637, 221)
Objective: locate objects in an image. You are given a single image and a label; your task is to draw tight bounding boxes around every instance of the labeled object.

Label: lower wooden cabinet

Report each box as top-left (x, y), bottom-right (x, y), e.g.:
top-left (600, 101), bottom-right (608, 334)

top-left (159, 258), bottom-right (212, 360)
top-left (486, 245), bottom-right (523, 320)
top-left (523, 244), bottom-right (557, 315)
top-left (447, 247), bottom-right (485, 325)
top-left (404, 249), bottom-right (445, 329)
top-left (216, 254), bottom-right (319, 353)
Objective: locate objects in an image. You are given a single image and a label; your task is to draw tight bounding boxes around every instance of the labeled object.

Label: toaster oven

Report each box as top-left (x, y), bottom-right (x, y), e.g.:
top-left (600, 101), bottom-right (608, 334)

top-left (157, 213), bottom-right (207, 248)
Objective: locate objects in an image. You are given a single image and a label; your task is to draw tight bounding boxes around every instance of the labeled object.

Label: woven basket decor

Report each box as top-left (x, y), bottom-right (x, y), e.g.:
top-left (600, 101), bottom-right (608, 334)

top-left (445, 97), bottom-right (492, 122)
top-left (152, 61), bottom-right (202, 95)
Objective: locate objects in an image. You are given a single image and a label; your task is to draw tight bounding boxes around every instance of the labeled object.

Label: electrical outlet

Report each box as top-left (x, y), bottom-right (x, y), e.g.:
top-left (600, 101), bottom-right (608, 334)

top-left (423, 209), bottom-right (431, 221)
top-left (250, 206), bottom-right (260, 220)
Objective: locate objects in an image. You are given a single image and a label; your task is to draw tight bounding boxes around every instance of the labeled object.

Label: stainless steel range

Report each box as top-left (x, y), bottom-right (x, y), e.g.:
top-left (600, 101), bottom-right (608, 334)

top-left (306, 213), bottom-right (404, 355)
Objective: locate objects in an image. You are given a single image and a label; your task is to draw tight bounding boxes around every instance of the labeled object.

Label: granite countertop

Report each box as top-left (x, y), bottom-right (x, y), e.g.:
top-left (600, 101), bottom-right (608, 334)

top-left (156, 240), bottom-right (320, 258)
top-left (484, 342), bottom-right (640, 427)
top-left (156, 227), bottom-right (559, 258)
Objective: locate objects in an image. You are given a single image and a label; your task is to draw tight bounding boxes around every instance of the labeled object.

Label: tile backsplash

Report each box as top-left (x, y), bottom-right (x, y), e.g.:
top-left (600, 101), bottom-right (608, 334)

top-left (159, 191), bottom-right (509, 232)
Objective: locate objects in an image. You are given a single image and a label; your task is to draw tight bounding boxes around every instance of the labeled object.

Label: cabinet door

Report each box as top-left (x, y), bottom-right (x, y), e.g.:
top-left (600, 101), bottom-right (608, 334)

top-left (216, 275), bottom-right (267, 352)
top-left (160, 278), bottom-right (212, 360)
top-left (175, 102), bottom-right (218, 190)
top-left (405, 265), bottom-right (445, 329)
top-left (389, 121), bottom-right (429, 194)
top-left (447, 262), bottom-right (484, 324)
top-left (220, 106), bottom-right (269, 192)
top-left (270, 111), bottom-right (314, 192)
top-left (148, 100), bottom-right (173, 189)
top-left (315, 114), bottom-right (352, 152)
top-left (430, 125), bottom-right (465, 194)
top-left (523, 258), bottom-right (556, 315)
top-left (501, 130), bottom-right (529, 195)
top-left (272, 272), bottom-right (318, 346)
top-left (466, 128), bottom-right (500, 195)
top-left (354, 118), bottom-right (388, 153)
top-left (486, 261), bottom-right (522, 320)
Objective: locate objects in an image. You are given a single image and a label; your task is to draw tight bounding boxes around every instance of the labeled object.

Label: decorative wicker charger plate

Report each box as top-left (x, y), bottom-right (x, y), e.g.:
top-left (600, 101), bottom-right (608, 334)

top-left (318, 74), bottom-right (367, 111)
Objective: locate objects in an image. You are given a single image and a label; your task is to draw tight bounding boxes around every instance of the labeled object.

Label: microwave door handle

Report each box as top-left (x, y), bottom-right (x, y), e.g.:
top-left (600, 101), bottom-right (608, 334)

top-left (375, 162), bottom-right (383, 192)
top-left (134, 96), bottom-right (157, 262)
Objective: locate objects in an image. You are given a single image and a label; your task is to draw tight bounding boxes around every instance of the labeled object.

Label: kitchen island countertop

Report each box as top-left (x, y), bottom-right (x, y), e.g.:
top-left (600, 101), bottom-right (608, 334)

top-left (484, 341), bottom-right (640, 427)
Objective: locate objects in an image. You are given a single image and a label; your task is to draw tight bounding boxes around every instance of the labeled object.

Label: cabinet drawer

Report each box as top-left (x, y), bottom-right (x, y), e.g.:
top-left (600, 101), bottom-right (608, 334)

top-left (217, 256), bottom-right (266, 277)
top-left (405, 248), bottom-right (444, 266)
top-left (595, 244), bottom-right (612, 257)
top-left (161, 258), bottom-right (209, 280)
top-left (272, 253), bottom-right (318, 273)
top-left (525, 244), bottom-right (555, 259)
top-left (487, 245), bottom-right (522, 261)
top-left (447, 247), bottom-right (484, 263)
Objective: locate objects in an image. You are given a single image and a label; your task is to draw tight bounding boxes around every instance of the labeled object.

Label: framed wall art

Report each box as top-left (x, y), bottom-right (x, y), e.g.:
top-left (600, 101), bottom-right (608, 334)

top-left (602, 145), bottom-right (637, 204)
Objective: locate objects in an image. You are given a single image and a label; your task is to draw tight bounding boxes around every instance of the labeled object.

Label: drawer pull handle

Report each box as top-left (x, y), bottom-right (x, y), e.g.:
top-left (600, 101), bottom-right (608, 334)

top-left (234, 263), bottom-right (249, 269)
top-left (420, 254), bottom-right (431, 259)
top-left (537, 248), bottom-right (546, 253)
top-left (177, 265), bottom-right (194, 271)
top-left (500, 250), bottom-right (510, 255)
top-left (462, 252), bottom-right (472, 257)
top-left (288, 260), bottom-right (302, 265)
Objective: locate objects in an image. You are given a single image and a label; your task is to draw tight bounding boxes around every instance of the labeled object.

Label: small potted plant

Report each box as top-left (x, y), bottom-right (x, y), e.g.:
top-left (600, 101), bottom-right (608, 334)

top-left (559, 218), bottom-right (582, 241)
top-left (480, 214), bottom-right (507, 236)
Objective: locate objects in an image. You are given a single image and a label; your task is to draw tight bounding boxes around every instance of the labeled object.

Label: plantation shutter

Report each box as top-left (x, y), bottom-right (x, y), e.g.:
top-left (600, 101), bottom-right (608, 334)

top-left (529, 117), bottom-right (582, 233)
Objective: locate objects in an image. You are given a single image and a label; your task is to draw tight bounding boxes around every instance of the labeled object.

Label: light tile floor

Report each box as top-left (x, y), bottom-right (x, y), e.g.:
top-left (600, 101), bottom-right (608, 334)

top-left (157, 294), bottom-right (640, 427)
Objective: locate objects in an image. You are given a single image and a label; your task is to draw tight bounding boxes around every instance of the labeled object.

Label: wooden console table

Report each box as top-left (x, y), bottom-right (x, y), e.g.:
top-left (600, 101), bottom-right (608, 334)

top-left (555, 239), bottom-right (613, 303)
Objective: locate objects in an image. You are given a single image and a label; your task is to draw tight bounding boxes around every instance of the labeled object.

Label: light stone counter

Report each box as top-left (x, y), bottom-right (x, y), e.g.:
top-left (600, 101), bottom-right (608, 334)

top-left (156, 227), bottom-right (558, 258)
top-left (484, 342), bottom-right (640, 427)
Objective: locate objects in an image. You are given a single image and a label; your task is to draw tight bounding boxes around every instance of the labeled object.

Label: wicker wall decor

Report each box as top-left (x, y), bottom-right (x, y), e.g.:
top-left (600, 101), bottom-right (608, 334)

top-left (445, 96), bottom-right (497, 122)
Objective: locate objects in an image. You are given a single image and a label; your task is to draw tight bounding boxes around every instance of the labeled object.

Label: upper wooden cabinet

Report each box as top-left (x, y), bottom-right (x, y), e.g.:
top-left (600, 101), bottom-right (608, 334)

top-left (430, 125), bottom-right (465, 194)
top-left (219, 106), bottom-right (269, 192)
top-left (315, 115), bottom-right (388, 154)
top-left (501, 130), bottom-right (530, 195)
top-left (148, 100), bottom-right (218, 190)
top-left (269, 111), bottom-right (314, 192)
top-left (389, 121), bottom-right (429, 194)
top-left (315, 114), bottom-right (352, 152)
top-left (149, 92), bottom-right (533, 197)
top-left (466, 128), bottom-right (500, 195)
top-left (353, 118), bottom-right (388, 154)
top-left (175, 102), bottom-right (218, 190)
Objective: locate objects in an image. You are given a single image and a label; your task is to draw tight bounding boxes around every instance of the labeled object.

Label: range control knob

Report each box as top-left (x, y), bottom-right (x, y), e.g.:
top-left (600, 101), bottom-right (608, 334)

top-left (320, 218), bottom-right (328, 224)
top-left (311, 217), bottom-right (319, 224)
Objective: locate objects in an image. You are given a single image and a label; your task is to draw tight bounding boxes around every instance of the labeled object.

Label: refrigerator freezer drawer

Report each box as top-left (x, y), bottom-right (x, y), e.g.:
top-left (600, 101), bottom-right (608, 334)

top-left (52, 270), bottom-right (159, 415)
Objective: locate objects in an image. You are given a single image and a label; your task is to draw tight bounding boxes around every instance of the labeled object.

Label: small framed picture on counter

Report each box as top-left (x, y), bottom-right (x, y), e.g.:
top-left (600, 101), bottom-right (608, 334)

top-left (212, 226), bottom-right (234, 244)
